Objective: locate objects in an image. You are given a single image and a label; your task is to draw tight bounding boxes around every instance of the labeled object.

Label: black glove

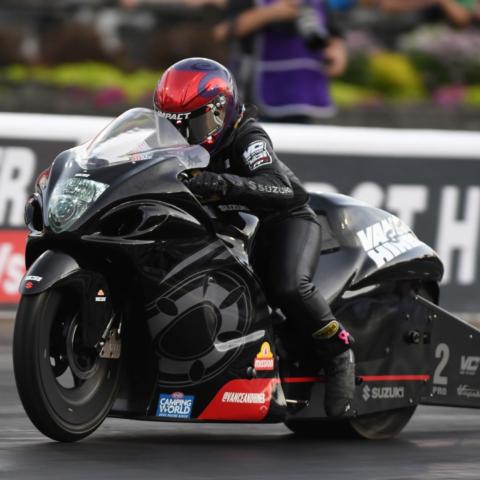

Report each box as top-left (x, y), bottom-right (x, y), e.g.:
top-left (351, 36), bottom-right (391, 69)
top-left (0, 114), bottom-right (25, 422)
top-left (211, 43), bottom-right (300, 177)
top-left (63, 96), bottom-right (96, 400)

top-left (186, 172), bottom-right (228, 198)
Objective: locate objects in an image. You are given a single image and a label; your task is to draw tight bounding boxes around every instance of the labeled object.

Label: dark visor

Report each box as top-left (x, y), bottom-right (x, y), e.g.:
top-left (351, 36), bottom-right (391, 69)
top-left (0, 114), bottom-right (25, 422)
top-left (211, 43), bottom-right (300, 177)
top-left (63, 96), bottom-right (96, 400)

top-left (156, 98), bottom-right (227, 145)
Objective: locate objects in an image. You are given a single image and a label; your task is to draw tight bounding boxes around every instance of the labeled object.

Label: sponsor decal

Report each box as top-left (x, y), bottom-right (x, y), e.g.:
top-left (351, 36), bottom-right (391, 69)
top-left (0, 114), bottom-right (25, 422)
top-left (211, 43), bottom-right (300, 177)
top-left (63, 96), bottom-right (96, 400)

top-left (95, 289), bottom-right (107, 303)
top-left (156, 392), bottom-right (195, 419)
top-left (157, 111), bottom-right (191, 121)
top-left (0, 230), bottom-right (27, 304)
top-left (25, 275), bottom-right (42, 282)
top-left (217, 204), bottom-right (251, 213)
top-left (222, 392), bottom-right (266, 404)
top-left (313, 320), bottom-right (340, 340)
top-left (362, 384), bottom-right (405, 402)
top-left (356, 215), bottom-right (423, 268)
top-left (254, 342), bottom-right (274, 371)
top-left (432, 386), bottom-right (447, 396)
top-left (457, 385), bottom-right (480, 399)
top-left (460, 356), bottom-right (480, 376)
top-left (362, 385), bottom-right (371, 401)
top-left (198, 379), bottom-right (275, 421)
top-left (242, 141), bottom-right (273, 171)
top-left (25, 282), bottom-right (33, 290)
top-left (129, 152), bottom-right (154, 162)
top-left (75, 173), bottom-right (90, 178)
top-left (246, 181), bottom-right (292, 195)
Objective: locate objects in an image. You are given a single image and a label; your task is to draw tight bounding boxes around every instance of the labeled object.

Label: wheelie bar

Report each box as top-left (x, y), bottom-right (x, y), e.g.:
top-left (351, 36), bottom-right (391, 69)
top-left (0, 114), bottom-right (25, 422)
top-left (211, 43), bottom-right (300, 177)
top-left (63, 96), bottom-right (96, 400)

top-left (418, 296), bottom-right (480, 409)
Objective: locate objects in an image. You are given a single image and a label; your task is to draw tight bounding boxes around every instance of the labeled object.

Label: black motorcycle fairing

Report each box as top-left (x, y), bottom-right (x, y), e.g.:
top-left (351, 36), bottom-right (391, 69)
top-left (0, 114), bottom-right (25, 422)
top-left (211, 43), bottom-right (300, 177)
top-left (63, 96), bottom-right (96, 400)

top-left (309, 193), bottom-right (444, 301)
top-left (20, 250), bottom-right (80, 295)
top-left (82, 198), bottom-right (208, 244)
top-left (24, 192), bottom-right (43, 232)
top-left (41, 146), bottom-right (210, 236)
top-left (123, 217), bottom-right (286, 420)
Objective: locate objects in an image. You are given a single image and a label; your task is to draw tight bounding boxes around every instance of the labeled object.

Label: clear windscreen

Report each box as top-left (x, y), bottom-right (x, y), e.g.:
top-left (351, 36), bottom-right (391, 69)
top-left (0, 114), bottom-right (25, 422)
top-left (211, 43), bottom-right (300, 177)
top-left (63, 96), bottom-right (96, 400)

top-left (46, 108), bottom-right (210, 233)
top-left (75, 108), bottom-right (190, 170)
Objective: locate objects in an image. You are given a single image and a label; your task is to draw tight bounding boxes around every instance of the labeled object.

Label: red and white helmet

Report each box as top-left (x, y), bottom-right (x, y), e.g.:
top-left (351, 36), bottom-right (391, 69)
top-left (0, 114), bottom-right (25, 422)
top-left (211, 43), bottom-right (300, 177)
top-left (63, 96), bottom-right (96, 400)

top-left (153, 57), bottom-right (242, 153)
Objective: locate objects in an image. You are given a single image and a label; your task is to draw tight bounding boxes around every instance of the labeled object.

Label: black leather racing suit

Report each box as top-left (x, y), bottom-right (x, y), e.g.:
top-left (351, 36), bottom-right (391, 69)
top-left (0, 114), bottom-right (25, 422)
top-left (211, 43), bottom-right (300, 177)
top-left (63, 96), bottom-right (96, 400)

top-left (209, 117), bottom-right (350, 356)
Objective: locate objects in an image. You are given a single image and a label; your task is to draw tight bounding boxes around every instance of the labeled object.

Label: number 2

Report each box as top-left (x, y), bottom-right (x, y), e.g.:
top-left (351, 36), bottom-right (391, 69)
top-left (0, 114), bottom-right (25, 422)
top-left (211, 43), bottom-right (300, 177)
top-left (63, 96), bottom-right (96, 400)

top-left (433, 343), bottom-right (450, 386)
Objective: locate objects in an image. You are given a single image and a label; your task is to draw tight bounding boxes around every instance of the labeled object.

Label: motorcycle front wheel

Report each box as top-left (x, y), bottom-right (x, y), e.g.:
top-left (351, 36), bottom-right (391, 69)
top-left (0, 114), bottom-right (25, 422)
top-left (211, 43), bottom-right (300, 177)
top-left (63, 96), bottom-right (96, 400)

top-left (13, 288), bottom-right (122, 442)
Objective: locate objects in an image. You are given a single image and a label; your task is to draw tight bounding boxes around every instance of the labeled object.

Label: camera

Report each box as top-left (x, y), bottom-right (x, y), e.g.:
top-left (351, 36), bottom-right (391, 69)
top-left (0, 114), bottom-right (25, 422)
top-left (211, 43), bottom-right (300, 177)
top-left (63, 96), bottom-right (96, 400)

top-left (295, 2), bottom-right (330, 51)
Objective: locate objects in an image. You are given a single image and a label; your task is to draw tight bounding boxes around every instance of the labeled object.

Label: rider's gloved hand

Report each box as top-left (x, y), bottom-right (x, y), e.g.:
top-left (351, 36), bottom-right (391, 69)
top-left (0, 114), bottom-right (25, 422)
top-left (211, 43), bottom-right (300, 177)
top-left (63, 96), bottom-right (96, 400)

top-left (186, 172), bottom-right (228, 198)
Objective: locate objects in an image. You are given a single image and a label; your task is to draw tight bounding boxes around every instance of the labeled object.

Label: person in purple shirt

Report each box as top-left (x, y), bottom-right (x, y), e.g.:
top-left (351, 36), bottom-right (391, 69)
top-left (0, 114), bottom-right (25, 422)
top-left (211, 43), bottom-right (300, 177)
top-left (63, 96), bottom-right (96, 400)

top-left (214, 0), bottom-right (348, 123)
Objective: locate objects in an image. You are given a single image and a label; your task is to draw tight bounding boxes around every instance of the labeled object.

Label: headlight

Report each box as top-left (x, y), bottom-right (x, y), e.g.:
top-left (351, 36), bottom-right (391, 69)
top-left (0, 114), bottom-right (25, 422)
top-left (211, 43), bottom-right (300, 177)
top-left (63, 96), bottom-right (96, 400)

top-left (48, 178), bottom-right (108, 233)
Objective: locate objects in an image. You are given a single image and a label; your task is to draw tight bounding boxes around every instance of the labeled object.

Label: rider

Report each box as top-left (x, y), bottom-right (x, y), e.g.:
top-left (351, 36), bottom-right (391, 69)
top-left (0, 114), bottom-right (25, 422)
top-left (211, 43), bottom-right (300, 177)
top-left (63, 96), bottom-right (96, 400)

top-left (153, 57), bottom-right (355, 417)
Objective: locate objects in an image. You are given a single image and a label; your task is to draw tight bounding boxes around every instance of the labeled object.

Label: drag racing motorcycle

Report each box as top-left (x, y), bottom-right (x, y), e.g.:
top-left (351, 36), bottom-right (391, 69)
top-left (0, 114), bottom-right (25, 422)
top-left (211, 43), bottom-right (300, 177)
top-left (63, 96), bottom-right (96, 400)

top-left (13, 108), bottom-right (480, 442)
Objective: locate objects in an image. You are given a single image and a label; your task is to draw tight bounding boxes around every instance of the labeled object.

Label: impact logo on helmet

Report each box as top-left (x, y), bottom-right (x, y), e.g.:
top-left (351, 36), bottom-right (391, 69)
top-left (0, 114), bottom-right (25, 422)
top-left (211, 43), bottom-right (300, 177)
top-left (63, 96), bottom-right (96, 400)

top-left (158, 112), bottom-right (191, 121)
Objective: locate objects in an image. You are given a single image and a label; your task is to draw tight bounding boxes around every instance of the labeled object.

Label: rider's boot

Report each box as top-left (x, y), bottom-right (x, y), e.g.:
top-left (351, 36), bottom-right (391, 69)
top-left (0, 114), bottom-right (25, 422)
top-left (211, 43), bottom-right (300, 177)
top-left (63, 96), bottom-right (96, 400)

top-left (323, 348), bottom-right (355, 417)
top-left (312, 320), bottom-right (356, 417)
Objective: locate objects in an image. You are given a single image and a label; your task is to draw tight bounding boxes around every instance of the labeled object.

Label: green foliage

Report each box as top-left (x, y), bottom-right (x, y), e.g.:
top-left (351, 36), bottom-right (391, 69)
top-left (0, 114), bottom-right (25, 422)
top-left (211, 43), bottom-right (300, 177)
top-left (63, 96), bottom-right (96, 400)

top-left (2, 63), bottom-right (162, 101)
top-left (465, 86), bottom-right (480, 108)
top-left (330, 82), bottom-right (378, 107)
top-left (367, 52), bottom-right (425, 100)
top-left (2, 47), bottom-right (479, 110)
top-left (399, 25), bottom-right (480, 87)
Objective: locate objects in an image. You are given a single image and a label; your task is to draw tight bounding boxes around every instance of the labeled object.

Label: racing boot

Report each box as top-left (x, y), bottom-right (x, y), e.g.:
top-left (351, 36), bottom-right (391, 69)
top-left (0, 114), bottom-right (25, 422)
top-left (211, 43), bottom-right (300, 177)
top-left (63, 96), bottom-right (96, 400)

top-left (312, 320), bottom-right (356, 417)
top-left (323, 348), bottom-right (355, 417)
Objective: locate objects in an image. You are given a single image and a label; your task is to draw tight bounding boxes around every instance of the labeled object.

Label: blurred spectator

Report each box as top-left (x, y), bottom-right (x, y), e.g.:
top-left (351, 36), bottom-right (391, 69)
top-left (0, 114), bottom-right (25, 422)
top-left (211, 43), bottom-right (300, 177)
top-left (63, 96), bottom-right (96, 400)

top-left (116, 0), bottom-right (227, 68)
top-left (327, 0), bottom-right (359, 10)
top-left (120, 0), bottom-right (225, 8)
top-left (0, 28), bottom-right (24, 66)
top-left (215, 0), bottom-right (348, 123)
top-left (374, 0), bottom-right (477, 28)
top-left (41, 23), bottom-right (113, 65)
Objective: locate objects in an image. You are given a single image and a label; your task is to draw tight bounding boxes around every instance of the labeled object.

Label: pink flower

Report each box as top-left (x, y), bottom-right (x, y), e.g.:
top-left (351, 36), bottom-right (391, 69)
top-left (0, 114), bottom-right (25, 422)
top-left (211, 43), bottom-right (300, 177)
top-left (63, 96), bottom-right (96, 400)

top-left (95, 87), bottom-right (126, 108)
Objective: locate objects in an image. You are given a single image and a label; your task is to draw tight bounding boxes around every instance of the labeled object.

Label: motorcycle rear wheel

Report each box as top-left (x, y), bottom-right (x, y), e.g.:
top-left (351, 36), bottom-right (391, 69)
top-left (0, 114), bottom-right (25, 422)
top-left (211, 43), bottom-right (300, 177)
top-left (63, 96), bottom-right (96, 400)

top-left (13, 288), bottom-right (122, 442)
top-left (285, 406), bottom-right (416, 439)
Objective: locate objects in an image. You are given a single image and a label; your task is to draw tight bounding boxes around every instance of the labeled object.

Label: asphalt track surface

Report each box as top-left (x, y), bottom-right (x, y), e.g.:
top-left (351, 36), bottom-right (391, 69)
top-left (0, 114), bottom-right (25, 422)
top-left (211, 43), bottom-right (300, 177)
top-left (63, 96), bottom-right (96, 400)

top-left (2, 341), bottom-right (480, 480)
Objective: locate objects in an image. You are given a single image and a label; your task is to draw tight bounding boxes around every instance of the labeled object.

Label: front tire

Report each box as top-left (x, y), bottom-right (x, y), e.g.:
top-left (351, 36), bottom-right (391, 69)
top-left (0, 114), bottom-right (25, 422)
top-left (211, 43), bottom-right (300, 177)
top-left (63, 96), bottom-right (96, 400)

top-left (13, 289), bottom-right (122, 442)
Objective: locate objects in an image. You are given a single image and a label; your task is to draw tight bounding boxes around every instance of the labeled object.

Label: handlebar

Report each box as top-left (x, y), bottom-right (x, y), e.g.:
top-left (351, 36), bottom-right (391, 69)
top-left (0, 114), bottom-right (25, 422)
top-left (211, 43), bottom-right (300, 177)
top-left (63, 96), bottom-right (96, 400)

top-left (178, 170), bottom-right (220, 204)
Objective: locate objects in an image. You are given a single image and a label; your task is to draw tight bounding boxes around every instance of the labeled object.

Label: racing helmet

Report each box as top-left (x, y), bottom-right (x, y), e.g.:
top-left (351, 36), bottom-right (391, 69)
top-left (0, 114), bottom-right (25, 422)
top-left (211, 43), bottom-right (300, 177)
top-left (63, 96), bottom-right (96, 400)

top-left (153, 57), bottom-right (242, 153)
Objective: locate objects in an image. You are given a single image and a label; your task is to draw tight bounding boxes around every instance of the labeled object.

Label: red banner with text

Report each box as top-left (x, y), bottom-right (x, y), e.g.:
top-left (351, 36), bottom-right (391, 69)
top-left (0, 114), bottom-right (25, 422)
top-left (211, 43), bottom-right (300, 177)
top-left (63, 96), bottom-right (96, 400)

top-left (0, 137), bottom-right (74, 311)
top-left (0, 230), bottom-right (27, 305)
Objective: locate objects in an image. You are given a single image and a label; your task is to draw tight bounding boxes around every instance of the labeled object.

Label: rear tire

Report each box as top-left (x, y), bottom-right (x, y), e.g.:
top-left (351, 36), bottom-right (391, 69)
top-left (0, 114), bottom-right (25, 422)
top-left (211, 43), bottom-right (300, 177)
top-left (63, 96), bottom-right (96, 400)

top-left (286, 283), bottom-right (433, 440)
top-left (285, 406), bottom-right (416, 439)
top-left (13, 289), bottom-right (122, 442)
top-left (349, 406), bottom-right (417, 439)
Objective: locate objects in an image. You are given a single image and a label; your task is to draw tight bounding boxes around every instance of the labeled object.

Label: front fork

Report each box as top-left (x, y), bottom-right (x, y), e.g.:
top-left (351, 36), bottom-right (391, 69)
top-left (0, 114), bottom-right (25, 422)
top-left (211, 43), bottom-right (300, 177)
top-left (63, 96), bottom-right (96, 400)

top-left (97, 314), bottom-right (122, 360)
